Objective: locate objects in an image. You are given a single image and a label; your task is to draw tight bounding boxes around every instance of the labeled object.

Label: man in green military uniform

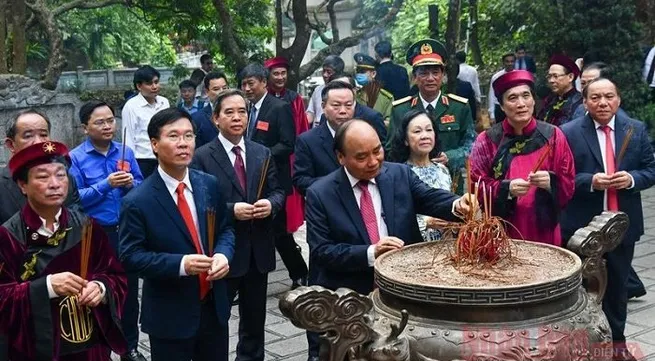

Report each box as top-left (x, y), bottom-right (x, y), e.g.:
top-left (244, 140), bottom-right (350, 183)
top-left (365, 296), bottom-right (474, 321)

top-left (353, 53), bottom-right (394, 127)
top-left (388, 39), bottom-right (476, 194)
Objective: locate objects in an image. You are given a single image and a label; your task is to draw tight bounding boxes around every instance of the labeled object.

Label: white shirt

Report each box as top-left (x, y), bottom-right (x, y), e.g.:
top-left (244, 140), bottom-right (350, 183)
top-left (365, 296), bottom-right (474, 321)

top-left (43, 210), bottom-right (106, 299)
top-left (458, 63), bottom-right (482, 102)
top-left (218, 133), bottom-right (247, 169)
top-left (592, 116), bottom-right (634, 209)
top-left (307, 84), bottom-right (326, 128)
top-left (488, 69), bottom-right (507, 119)
top-left (251, 92), bottom-right (267, 122)
top-left (643, 47), bottom-right (655, 88)
top-left (121, 93), bottom-right (170, 159)
top-left (326, 121), bottom-right (337, 138)
top-left (419, 92), bottom-right (441, 110)
top-left (343, 168), bottom-right (389, 267)
top-left (157, 166), bottom-right (206, 276)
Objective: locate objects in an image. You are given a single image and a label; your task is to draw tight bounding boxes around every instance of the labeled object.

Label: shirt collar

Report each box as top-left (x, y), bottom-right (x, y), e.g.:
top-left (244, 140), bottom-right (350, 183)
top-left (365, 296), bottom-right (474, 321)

top-left (218, 133), bottom-right (246, 154)
top-left (326, 122), bottom-right (337, 138)
top-left (82, 138), bottom-right (118, 154)
top-left (593, 115), bottom-right (616, 131)
top-left (379, 59), bottom-right (391, 64)
top-left (136, 93), bottom-right (163, 108)
top-left (252, 92), bottom-right (267, 110)
top-left (419, 91), bottom-right (441, 109)
top-left (38, 208), bottom-right (62, 235)
top-left (344, 167), bottom-right (377, 188)
top-left (158, 165), bottom-right (193, 194)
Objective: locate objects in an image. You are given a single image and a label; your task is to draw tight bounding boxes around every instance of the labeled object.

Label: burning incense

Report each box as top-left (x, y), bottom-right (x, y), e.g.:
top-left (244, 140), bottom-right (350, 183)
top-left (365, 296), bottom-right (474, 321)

top-left (531, 142), bottom-right (552, 174)
top-left (207, 208), bottom-right (216, 256)
top-left (256, 156), bottom-right (270, 200)
top-left (616, 127), bottom-right (634, 170)
top-left (80, 221), bottom-right (93, 279)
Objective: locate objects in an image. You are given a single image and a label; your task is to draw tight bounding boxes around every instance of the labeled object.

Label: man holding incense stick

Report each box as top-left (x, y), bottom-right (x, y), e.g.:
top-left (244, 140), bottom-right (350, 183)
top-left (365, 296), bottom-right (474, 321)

top-left (562, 77), bottom-right (655, 361)
top-left (0, 141), bottom-right (128, 360)
top-left (119, 108), bottom-right (234, 361)
top-left (192, 89), bottom-right (285, 361)
top-left (69, 100), bottom-right (145, 361)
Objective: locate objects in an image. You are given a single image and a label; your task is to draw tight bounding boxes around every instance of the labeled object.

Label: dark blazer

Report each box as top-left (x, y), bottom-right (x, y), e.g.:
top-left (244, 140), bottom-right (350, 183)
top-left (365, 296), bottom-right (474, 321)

top-left (249, 94), bottom-right (296, 194)
top-left (376, 61), bottom-right (410, 100)
top-left (319, 104), bottom-right (387, 145)
top-left (456, 79), bottom-right (478, 118)
top-left (192, 105), bottom-right (218, 149)
top-left (118, 169), bottom-right (235, 339)
top-left (305, 162), bottom-right (460, 294)
top-left (191, 138), bottom-right (286, 277)
top-left (293, 122), bottom-right (340, 195)
top-left (0, 167), bottom-right (83, 225)
top-left (515, 56), bottom-right (537, 73)
top-left (561, 115), bottom-right (655, 243)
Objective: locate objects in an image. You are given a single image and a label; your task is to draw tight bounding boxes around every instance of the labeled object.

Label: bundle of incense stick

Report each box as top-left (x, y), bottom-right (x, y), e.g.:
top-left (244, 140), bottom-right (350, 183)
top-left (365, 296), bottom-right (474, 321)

top-left (616, 126), bottom-right (634, 170)
top-left (119, 128), bottom-right (127, 170)
top-left (256, 156), bottom-right (270, 200)
top-left (465, 158), bottom-right (471, 195)
top-left (207, 207), bottom-right (216, 256)
top-left (531, 142), bottom-right (552, 173)
top-left (80, 221), bottom-right (93, 279)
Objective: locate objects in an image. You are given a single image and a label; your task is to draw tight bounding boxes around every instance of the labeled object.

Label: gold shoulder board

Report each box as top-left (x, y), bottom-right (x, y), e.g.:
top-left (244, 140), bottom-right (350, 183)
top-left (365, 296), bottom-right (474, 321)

top-left (392, 96), bottom-right (412, 106)
top-left (379, 88), bottom-right (393, 99)
top-left (447, 93), bottom-right (469, 104)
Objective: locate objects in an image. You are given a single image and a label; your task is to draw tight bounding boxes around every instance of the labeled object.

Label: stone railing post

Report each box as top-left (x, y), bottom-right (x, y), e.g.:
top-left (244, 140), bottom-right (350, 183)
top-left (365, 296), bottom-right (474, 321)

top-left (107, 69), bottom-right (115, 88)
top-left (76, 66), bottom-right (86, 91)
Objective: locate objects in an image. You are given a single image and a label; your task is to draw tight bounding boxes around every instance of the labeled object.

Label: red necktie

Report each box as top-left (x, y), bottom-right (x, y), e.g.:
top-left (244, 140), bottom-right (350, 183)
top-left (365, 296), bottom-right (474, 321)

top-left (176, 183), bottom-right (210, 299)
top-left (357, 181), bottom-right (380, 244)
top-left (232, 146), bottom-right (247, 194)
top-left (601, 126), bottom-right (619, 211)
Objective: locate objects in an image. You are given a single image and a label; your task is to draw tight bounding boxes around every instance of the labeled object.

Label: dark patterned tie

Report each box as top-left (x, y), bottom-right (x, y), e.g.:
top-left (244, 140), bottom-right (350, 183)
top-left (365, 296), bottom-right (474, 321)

top-left (357, 181), bottom-right (379, 244)
top-left (232, 146), bottom-right (247, 194)
top-left (247, 106), bottom-right (257, 138)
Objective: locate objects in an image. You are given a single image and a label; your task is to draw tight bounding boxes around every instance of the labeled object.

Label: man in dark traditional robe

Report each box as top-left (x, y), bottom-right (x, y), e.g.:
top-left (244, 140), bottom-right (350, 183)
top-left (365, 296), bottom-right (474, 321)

top-left (0, 141), bottom-right (127, 360)
top-left (537, 54), bottom-right (583, 127)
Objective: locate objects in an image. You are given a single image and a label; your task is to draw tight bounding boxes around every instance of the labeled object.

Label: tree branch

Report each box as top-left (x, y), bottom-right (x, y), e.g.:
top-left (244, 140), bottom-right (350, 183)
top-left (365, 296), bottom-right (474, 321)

top-left (52, 0), bottom-right (131, 17)
top-left (212, 0), bottom-right (248, 71)
top-left (326, 0), bottom-right (341, 42)
top-left (308, 12), bottom-right (332, 45)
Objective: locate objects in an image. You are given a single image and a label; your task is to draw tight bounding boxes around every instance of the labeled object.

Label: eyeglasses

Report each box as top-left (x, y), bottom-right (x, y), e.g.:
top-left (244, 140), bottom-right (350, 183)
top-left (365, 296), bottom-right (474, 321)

top-left (165, 133), bottom-right (196, 143)
top-left (90, 118), bottom-right (115, 127)
top-left (546, 73), bottom-right (568, 80)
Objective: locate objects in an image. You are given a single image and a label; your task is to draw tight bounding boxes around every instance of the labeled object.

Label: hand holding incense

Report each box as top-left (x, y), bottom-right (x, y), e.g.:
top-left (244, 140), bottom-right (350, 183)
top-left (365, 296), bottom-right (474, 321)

top-left (531, 142), bottom-right (552, 174)
top-left (117, 127), bottom-right (130, 172)
top-left (80, 221), bottom-right (93, 279)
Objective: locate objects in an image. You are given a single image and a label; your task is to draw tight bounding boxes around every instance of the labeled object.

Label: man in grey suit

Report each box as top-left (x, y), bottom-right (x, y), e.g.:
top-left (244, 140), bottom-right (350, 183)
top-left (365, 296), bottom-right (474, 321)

top-left (1, 109), bottom-right (83, 224)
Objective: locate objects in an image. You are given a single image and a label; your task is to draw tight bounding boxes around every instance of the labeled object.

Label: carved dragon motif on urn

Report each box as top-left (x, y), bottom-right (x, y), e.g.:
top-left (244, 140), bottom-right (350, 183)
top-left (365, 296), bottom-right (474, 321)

top-left (279, 211), bottom-right (628, 361)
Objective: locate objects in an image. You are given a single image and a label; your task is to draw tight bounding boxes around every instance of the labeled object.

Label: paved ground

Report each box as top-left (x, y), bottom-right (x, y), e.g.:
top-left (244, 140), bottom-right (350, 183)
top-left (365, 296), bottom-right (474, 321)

top-left (116, 188), bottom-right (655, 361)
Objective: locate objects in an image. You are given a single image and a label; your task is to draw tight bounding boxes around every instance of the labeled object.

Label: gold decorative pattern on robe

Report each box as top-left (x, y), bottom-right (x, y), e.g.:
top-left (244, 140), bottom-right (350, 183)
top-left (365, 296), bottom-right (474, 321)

top-left (59, 296), bottom-right (94, 343)
top-left (47, 228), bottom-right (71, 246)
top-left (20, 250), bottom-right (42, 281)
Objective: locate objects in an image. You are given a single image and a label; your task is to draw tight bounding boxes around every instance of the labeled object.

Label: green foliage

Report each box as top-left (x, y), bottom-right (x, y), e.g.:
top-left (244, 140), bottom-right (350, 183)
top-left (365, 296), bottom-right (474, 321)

top-left (59, 5), bottom-right (177, 69)
top-left (634, 102), bottom-right (655, 140)
top-left (390, 0), bottom-right (448, 65)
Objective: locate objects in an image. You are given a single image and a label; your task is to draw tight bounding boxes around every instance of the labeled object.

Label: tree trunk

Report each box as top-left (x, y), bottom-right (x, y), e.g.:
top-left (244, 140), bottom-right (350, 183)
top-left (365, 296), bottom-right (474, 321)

top-left (444, 0), bottom-right (461, 93)
top-left (275, 0), bottom-right (283, 53)
top-left (212, 0), bottom-right (248, 72)
top-left (0, 0), bottom-right (7, 73)
top-left (11, 0), bottom-right (27, 74)
top-left (468, 0), bottom-right (483, 66)
top-left (27, 0), bottom-right (65, 90)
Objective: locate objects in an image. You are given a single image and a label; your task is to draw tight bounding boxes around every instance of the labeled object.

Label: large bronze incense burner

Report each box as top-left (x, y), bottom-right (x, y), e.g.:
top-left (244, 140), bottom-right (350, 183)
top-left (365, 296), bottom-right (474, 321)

top-left (280, 212), bottom-right (628, 361)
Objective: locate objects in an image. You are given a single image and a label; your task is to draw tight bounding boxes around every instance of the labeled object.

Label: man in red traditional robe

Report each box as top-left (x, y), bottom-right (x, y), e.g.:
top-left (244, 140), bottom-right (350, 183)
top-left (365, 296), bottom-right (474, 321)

top-left (0, 141), bottom-right (127, 360)
top-left (470, 70), bottom-right (576, 246)
top-left (264, 56), bottom-right (310, 288)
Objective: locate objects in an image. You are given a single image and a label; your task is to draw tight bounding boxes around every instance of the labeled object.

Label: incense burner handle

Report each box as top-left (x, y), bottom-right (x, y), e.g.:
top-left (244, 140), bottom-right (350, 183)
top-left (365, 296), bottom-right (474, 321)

top-left (566, 211), bottom-right (629, 304)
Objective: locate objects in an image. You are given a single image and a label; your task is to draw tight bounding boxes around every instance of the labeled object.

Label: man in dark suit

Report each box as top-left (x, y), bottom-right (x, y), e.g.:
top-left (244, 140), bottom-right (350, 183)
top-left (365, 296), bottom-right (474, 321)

top-left (305, 119), bottom-right (475, 295)
top-left (561, 78), bottom-right (655, 361)
top-left (1, 109), bottom-right (83, 225)
top-left (119, 108), bottom-right (235, 361)
top-left (239, 63), bottom-right (308, 288)
top-left (514, 44), bottom-right (537, 73)
top-left (192, 90), bottom-right (285, 361)
top-left (192, 72), bottom-right (231, 148)
top-left (374, 40), bottom-right (410, 99)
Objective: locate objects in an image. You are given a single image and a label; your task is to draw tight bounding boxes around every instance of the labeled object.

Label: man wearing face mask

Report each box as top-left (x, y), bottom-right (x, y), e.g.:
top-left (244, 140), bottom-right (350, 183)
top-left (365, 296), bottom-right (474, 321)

top-left (353, 53), bottom-right (394, 127)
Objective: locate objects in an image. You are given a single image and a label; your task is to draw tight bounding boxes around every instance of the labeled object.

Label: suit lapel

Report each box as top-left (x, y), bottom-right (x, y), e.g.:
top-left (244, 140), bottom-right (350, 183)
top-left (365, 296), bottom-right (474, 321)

top-left (375, 165), bottom-right (395, 235)
top-left (152, 171), bottom-right (195, 246)
top-left (336, 169), bottom-right (370, 243)
top-left (209, 139), bottom-right (246, 198)
top-left (581, 115), bottom-right (604, 168)
top-left (245, 140), bottom-right (265, 203)
top-left (189, 170), bottom-right (208, 252)
top-left (319, 123), bottom-right (339, 167)
top-left (251, 94), bottom-right (270, 138)
top-left (432, 95), bottom-right (448, 122)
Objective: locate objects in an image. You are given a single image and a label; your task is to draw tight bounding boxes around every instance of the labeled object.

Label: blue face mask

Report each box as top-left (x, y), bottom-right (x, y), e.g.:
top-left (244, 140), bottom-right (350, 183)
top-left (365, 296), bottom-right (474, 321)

top-left (355, 73), bottom-right (369, 86)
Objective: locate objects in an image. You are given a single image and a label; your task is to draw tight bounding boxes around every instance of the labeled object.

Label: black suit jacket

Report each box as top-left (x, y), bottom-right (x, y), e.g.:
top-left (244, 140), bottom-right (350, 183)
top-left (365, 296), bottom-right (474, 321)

top-left (375, 61), bottom-right (410, 99)
top-left (192, 105), bottom-right (218, 149)
top-left (456, 79), bottom-right (477, 117)
top-left (515, 56), bottom-right (537, 73)
top-left (191, 138), bottom-right (286, 277)
top-left (293, 122), bottom-right (340, 195)
top-left (305, 162), bottom-right (460, 294)
top-left (0, 167), bottom-right (83, 225)
top-left (561, 115), bottom-right (655, 243)
top-left (248, 94), bottom-right (296, 194)
top-left (319, 104), bottom-right (387, 145)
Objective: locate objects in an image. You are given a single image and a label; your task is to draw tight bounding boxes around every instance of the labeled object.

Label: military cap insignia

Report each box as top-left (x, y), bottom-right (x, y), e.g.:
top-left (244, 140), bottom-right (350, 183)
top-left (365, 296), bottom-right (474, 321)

top-left (421, 43), bottom-right (433, 55)
top-left (42, 142), bottom-right (56, 154)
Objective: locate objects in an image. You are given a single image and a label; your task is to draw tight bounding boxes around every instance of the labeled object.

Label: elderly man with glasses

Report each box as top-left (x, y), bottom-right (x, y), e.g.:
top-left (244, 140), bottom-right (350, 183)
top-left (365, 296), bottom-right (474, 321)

top-left (537, 54), bottom-right (583, 127)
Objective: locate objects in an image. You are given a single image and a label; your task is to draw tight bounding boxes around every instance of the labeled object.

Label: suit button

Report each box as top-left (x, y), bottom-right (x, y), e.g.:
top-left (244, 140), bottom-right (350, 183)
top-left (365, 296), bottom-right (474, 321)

top-left (447, 126), bottom-right (452, 131)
